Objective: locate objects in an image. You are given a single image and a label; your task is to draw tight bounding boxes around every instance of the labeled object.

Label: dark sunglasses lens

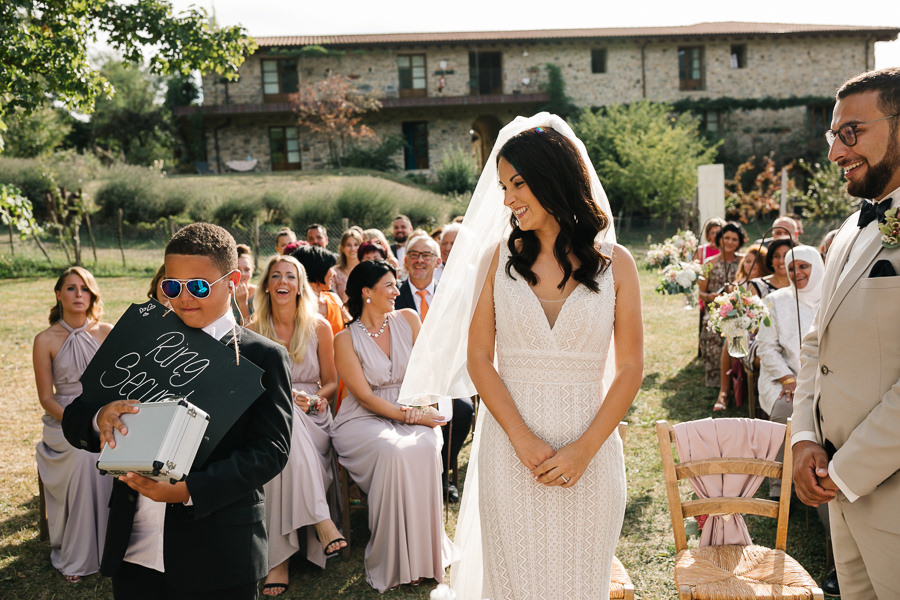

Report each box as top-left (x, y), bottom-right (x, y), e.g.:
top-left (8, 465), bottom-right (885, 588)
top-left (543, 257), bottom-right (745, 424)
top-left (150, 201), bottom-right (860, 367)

top-left (185, 279), bottom-right (212, 298)
top-left (160, 280), bottom-right (182, 299)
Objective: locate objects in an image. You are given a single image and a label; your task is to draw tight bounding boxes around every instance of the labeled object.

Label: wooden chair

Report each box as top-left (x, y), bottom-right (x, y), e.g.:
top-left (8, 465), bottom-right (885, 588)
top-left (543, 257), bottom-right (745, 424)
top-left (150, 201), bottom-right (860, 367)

top-left (610, 421), bottom-right (635, 600)
top-left (656, 418), bottom-right (823, 600)
top-left (338, 463), bottom-right (366, 560)
top-left (38, 472), bottom-right (49, 541)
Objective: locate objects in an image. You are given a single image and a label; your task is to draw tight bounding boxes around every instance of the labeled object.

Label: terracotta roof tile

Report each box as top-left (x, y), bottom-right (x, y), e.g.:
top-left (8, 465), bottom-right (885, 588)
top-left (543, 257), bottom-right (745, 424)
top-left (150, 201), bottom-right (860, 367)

top-left (254, 22), bottom-right (899, 47)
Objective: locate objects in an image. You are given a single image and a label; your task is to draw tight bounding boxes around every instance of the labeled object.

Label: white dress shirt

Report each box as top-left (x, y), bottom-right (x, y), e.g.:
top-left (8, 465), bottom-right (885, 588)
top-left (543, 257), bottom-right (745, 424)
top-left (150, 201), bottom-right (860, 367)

top-left (116, 309), bottom-right (237, 571)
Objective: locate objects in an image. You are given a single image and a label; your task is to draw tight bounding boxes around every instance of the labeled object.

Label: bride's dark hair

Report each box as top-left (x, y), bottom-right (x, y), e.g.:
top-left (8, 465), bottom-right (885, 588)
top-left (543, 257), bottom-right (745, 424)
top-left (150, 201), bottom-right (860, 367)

top-left (498, 126), bottom-right (611, 292)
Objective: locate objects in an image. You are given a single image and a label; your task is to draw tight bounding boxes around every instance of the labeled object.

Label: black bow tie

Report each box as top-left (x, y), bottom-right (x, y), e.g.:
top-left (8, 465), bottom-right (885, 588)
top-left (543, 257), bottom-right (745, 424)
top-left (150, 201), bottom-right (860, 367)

top-left (858, 199), bottom-right (891, 228)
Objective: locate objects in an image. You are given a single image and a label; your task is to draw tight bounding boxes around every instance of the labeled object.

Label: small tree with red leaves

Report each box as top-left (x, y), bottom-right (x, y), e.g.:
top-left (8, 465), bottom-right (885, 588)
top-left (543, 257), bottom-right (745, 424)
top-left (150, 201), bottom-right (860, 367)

top-left (290, 74), bottom-right (381, 167)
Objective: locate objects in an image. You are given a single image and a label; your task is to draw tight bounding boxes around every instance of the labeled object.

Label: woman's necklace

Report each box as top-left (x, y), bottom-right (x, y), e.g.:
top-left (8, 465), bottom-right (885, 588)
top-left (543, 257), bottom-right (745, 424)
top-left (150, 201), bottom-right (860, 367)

top-left (358, 316), bottom-right (389, 338)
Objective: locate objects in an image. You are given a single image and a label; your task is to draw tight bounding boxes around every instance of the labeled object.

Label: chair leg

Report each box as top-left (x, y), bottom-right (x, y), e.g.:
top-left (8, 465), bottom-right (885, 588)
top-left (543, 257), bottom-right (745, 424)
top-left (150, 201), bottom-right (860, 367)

top-left (38, 472), bottom-right (49, 542)
top-left (678, 584), bottom-right (693, 600)
top-left (622, 583), bottom-right (634, 600)
top-left (339, 466), bottom-right (352, 560)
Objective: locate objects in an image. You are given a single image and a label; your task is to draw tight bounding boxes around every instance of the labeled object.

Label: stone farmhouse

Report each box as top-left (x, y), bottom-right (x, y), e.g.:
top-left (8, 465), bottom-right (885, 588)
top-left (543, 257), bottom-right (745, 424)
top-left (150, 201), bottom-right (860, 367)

top-left (177, 22), bottom-right (899, 174)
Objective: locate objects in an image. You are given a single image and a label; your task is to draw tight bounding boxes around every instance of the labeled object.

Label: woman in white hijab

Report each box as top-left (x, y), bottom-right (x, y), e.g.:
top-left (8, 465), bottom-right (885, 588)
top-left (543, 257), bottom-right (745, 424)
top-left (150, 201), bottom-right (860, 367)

top-left (756, 244), bottom-right (824, 426)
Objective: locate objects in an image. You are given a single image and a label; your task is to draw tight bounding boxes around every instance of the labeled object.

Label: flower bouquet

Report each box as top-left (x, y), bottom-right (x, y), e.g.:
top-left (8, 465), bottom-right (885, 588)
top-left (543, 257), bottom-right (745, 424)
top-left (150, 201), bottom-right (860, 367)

top-left (656, 261), bottom-right (702, 308)
top-left (646, 229), bottom-right (699, 269)
top-left (707, 285), bottom-right (771, 358)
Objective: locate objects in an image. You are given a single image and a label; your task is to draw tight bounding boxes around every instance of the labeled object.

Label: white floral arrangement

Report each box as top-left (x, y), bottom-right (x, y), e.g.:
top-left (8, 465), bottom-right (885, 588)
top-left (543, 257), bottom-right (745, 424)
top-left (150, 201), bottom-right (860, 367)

top-left (646, 229), bottom-right (699, 269)
top-left (655, 261), bottom-right (702, 306)
top-left (707, 285), bottom-right (771, 338)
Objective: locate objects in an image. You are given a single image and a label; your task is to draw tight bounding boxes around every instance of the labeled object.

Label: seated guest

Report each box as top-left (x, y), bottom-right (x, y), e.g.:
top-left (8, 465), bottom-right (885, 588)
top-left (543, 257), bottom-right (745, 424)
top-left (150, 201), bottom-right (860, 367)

top-left (249, 255), bottom-right (344, 596)
top-left (275, 228), bottom-right (297, 255)
top-left (755, 215), bottom-right (800, 247)
top-left (306, 223), bottom-right (329, 249)
top-left (332, 260), bottom-right (452, 592)
top-left (390, 215), bottom-right (412, 264)
top-left (714, 245), bottom-right (770, 411)
top-left (291, 244), bottom-right (347, 334)
top-left (234, 244), bottom-right (257, 322)
top-left (357, 241), bottom-right (387, 263)
top-left (62, 222), bottom-right (292, 599)
top-left (436, 222), bottom-right (461, 282)
top-left (394, 234), bottom-right (473, 503)
top-left (334, 228), bottom-right (363, 302)
top-left (750, 237), bottom-right (793, 298)
top-left (757, 245), bottom-right (824, 466)
top-left (692, 217), bottom-right (725, 264)
top-left (33, 267), bottom-right (114, 583)
top-left (818, 229), bottom-right (839, 264)
top-left (362, 228), bottom-right (400, 272)
top-left (147, 264), bottom-right (167, 303)
top-left (698, 221), bottom-right (745, 388)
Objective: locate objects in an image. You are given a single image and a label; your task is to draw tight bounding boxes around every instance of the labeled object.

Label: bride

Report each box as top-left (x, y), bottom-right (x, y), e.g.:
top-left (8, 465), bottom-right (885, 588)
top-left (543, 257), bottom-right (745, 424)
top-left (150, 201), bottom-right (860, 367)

top-left (399, 114), bottom-right (643, 599)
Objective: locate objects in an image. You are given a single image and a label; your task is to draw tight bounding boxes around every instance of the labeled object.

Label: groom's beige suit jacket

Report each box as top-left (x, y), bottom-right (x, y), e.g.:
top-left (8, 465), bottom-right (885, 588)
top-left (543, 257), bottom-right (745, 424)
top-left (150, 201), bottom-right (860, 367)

top-left (793, 192), bottom-right (900, 528)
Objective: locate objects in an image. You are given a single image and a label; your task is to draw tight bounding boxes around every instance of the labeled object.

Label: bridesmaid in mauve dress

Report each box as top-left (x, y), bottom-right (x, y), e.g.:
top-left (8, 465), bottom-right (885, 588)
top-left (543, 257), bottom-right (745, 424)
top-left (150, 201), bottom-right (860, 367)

top-left (33, 267), bottom-right (114, 583)
top-left (249, 255), bottom-right (345, 597)
top-left (332, 260), bottom-right (452, 592)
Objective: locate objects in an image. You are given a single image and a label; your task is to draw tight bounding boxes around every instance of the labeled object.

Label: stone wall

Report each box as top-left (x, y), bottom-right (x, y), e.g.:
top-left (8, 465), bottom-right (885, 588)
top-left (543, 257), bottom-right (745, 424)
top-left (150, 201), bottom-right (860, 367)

top-left (198, 33), bottom-right (876, 173)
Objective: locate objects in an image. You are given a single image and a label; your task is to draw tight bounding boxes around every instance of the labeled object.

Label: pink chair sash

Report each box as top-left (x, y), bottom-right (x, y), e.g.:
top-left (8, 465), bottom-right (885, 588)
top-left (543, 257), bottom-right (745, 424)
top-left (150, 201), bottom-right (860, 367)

top-left (673, 418), bottom-right (785, 546)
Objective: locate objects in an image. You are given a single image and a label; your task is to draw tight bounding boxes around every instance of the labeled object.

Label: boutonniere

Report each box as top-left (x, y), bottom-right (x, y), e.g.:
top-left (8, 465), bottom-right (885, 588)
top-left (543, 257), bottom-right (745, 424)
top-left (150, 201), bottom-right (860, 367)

top-left (879, 206), bottom-right (900, 249)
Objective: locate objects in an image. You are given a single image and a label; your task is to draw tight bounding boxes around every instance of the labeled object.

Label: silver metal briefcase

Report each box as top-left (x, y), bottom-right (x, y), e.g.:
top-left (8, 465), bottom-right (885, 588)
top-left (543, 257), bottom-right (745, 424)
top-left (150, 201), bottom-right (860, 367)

top-left (97, 398), bottom-right (210, 484)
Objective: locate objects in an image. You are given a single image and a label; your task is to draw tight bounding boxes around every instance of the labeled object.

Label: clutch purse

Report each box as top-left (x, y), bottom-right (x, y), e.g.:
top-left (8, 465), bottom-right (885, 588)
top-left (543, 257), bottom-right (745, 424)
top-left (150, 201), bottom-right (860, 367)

top-left (96, 398), bottom-right (210, 484)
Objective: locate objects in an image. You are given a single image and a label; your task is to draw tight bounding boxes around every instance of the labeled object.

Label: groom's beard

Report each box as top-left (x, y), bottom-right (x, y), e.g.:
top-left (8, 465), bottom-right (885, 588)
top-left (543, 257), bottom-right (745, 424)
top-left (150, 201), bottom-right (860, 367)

top-left (849, 130), bottom-right (900, 200)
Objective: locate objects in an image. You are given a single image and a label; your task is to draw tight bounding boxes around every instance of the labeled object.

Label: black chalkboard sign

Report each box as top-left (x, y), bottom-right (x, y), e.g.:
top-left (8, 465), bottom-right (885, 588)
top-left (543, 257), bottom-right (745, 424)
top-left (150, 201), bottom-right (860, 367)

top-left (80, 299), bottom-right (264, 466)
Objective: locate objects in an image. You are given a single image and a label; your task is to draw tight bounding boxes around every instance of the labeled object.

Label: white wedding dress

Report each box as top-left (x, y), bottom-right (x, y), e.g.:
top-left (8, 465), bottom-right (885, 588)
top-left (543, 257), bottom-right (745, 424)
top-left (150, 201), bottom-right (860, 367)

top-left (475, 240), bottom-right (626, 599)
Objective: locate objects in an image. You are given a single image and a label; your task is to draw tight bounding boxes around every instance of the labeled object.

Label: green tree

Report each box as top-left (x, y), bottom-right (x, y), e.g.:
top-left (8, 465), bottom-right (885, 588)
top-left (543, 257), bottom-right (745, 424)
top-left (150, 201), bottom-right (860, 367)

top-left (0, 0), bottom-right (255, 150)
top-left (794, 158), bottom-right (856, 222)
top-left (540, 64), bottom-right (577, 120)
top-left (91, 59), bottom-right (173, 166)
top-left (574, 101), bottom-right (721, 224)
top-left (3, 106), bottom-right (72, 157)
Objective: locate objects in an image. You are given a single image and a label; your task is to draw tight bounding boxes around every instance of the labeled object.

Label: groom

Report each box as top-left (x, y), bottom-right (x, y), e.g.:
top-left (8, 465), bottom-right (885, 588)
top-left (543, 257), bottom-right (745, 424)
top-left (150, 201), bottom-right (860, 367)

top-left (791, 67), bottom-right (900, 597)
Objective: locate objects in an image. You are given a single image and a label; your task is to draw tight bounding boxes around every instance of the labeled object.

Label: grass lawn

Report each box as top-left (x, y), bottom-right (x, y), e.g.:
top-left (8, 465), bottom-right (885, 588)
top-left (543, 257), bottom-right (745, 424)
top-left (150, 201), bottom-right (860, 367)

top-left (0, 264), bottom-right (830, 599)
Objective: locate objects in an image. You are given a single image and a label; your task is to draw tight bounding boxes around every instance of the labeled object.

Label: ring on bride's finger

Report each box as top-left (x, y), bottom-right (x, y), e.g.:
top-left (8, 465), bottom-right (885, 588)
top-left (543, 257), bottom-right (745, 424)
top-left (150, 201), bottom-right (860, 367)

top-left (561, 475), bottom-right (570, 483)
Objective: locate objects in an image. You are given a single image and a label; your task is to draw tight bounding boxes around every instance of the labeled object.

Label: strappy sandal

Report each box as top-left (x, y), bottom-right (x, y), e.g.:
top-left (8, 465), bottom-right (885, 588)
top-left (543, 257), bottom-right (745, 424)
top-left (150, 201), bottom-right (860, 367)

top-left (713, 392), bottom-right (728, 412)
top-left (323, 536), bottom-right (347, 557)
top-left (262, 582), bottom-right (288, 596)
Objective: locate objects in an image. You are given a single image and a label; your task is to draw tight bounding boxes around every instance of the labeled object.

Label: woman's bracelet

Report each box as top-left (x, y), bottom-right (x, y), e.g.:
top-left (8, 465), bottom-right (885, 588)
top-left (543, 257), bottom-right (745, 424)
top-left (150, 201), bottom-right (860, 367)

top-left (781, 376), bottom-right (796, 385)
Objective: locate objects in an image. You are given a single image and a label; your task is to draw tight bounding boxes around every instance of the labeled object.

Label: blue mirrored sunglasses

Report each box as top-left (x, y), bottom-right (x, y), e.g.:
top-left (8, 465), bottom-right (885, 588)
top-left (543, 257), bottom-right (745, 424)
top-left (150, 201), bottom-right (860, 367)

top-left (160, 272), bottom-right (231, 300)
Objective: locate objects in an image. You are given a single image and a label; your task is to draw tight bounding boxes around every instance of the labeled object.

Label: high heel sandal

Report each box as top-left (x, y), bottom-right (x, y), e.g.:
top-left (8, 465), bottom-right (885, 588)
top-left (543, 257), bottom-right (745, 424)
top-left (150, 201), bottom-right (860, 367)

top-left (713, 391), bottom-right (729, 412)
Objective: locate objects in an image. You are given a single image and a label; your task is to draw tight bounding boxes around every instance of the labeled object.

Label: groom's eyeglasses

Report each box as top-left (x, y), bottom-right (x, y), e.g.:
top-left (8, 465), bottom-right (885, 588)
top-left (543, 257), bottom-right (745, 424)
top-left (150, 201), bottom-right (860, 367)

top-left (160, 273), bottom-right (231, 300)
top-left (825, 113), bottom-right (900, 147)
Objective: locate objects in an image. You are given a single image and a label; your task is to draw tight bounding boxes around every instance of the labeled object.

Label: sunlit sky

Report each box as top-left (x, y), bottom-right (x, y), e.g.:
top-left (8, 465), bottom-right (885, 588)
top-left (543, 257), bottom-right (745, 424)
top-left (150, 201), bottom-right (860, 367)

top-left (170, 0), bottom-right (900, 69)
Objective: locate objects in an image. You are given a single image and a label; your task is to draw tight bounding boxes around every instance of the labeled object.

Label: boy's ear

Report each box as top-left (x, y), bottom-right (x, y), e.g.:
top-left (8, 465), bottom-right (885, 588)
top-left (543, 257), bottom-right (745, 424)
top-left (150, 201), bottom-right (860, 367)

top-left (227, 269), bottom-right (241, 290)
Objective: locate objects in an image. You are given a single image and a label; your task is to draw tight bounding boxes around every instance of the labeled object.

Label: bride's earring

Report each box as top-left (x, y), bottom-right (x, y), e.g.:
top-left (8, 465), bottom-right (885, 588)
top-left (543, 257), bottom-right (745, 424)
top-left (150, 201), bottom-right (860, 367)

top-left (366, 297), bottom-right (371, 304)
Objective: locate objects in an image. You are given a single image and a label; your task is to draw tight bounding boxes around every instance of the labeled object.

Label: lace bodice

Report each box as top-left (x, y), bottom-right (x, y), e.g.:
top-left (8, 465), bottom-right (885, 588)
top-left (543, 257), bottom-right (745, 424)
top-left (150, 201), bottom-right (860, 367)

top-left (493, 241), bottom-right (616, 446)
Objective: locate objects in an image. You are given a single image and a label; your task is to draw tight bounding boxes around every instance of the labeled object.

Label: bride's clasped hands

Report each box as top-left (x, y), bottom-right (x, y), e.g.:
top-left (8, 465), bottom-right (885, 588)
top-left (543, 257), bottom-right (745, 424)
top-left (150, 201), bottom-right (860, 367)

top-left (532, 438), bottom-right (595, 488)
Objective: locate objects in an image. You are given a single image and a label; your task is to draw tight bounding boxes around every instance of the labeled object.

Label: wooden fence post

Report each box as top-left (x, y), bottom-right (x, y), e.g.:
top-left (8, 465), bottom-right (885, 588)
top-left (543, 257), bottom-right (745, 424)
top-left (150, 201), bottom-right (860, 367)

top-left (117, 208), bottom-right (126, 268)
top-left (84, 209), bottom-right (98, 264)
top-left (252, 217), bottom-right (260, 270)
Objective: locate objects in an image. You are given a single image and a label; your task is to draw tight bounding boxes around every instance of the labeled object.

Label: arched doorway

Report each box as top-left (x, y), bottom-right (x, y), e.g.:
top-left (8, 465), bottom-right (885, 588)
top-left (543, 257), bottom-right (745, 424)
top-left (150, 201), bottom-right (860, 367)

top-left (470, 115), bottom-right (502, 170)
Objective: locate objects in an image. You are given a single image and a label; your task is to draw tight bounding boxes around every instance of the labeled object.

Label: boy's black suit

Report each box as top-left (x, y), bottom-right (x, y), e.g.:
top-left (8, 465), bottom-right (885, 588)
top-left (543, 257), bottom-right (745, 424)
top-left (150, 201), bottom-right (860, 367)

top-left (62, 326), bottom-right (293, 592)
